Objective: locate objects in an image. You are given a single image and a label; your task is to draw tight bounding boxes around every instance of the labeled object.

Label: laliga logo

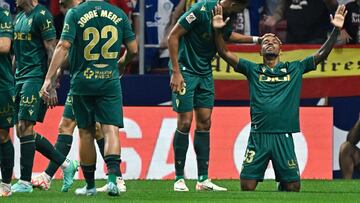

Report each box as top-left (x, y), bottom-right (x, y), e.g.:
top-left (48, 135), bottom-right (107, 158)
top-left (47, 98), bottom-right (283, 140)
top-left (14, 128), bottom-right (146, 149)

top-left (233, 123), bottom-right (308, 178)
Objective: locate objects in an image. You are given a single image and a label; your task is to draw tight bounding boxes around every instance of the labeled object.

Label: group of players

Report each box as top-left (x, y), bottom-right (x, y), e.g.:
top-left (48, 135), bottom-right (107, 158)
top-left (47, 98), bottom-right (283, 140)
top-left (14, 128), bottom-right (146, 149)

top-left (0, 0), bottom-right (348, 198)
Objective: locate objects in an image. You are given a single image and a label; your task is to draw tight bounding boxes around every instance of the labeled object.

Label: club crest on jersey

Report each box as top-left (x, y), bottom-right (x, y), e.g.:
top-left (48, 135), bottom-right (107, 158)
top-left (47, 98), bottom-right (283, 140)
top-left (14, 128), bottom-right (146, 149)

top-left (40, 10), bottom-right (46, 15)
top-left (280, 68), bottom-right (287, 73)
top-left (4, 11), bottom-right (9, 16)
top-left (186, 12), bottom-right (196, 24)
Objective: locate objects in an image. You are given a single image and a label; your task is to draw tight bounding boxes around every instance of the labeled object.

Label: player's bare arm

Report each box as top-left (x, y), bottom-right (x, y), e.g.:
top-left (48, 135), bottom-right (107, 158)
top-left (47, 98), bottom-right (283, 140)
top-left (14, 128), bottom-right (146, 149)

top-left (168, 23), bottom-right (187, 93)
top-left (44, 39), bottom-right (56, 67)
top-left (40, 39), bottom-right (72, 106)
top-left (212, 5), bottom-right (238, 67)
top-left (118, 39), bottom-right (138, 74)
top-left (313, 4), bottom-right (347, 65)
top-left (0, 37), bottom-right (11, 54)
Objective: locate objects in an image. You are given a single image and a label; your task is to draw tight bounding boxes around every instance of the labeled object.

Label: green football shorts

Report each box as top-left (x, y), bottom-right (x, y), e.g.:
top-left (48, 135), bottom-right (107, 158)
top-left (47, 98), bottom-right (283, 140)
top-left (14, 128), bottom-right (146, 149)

top-left (62, 93), bottom-right (75, 120)
top-left (72, 93), bottom-right (123, 128)
top-left (14, 81), bottom-right (47, 123)
top-left (240, 133), bottom-right (300, 182)
top-left (171, 72), bottom-right (214, 112)
top-left (0, 89), bottom-right (15, 129)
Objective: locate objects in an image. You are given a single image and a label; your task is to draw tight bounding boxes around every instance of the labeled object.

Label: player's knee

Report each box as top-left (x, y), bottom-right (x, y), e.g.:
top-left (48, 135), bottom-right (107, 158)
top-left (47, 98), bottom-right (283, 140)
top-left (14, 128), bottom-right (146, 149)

top-left (240, 179), bottom-right (257, 191)
top-left (196, 119), bottom-right (211, 131)
top-left (177, 120), bottom-right (192, 133)
top-left (16, 121), bottom-right (33, 136)
top-left (340, 141), bottom-right (354, 156)
top-left (0, 129), bottom-right (10, 143)
top-left (282, 182), bottom-right (300, 192)
top-left (58, 118), bottom-right (76, 134)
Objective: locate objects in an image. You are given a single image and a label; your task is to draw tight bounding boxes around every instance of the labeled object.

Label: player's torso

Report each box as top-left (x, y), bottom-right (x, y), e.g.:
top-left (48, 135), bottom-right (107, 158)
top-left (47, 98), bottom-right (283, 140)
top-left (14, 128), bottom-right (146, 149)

top-left (179, 0), bottom-right (217, 75)
top-left (13, 5), bottom-right (50, 82)
top-left (70, 2), bottom-right (127, 95)
top-left (0, 8), bottom-right (14, 90)
top-left (248, 62), bottom-right (303, 132)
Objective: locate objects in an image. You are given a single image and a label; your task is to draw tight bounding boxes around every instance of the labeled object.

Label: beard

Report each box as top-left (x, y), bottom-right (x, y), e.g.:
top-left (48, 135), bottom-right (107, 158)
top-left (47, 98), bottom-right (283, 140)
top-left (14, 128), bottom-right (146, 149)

top-left (264, 52), bottom-right (279, 59)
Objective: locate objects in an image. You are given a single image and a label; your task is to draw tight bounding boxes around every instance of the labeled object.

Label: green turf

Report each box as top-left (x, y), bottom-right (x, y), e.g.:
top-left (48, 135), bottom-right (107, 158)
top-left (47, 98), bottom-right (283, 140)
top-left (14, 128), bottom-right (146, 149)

top-left (2, 180), bottom-right (360, 203)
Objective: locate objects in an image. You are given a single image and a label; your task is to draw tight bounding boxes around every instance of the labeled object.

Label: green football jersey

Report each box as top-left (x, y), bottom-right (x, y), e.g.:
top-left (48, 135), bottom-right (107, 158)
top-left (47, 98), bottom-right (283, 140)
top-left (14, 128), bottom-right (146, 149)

top-left (13, 4), bottom-right (56, 83)
top-left (61, 0), bottom-right (135, 96)
top-left (236, 56), bottom-right (316, 133)
top-left (169, 0), bottom-right (232, 76)
top-left (0, 7), bottom-right (14, 90)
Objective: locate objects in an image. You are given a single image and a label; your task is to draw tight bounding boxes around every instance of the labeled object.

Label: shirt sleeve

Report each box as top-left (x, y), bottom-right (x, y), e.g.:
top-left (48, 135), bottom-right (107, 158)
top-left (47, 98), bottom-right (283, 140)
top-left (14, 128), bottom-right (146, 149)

top-left (178, 4), bottom-right (202, 31)
top-left (35, 8), bottom-right (56, 40)
top-left (235, 58), bottom-right (256, 77)
top-left (300, 56), bottom-right (316, 74)
top-left (121, 14), bottom-right (136, 43)
top-left (60, 9), bottom-right (77, 44)
top-left (0, 9), bottom-right (13, 39)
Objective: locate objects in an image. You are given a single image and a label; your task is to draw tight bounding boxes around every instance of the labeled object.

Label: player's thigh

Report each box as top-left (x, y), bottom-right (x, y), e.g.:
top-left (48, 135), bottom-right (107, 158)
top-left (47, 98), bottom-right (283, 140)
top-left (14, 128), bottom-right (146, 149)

top-left (193, 74), bottom-right (214, 109)
top-left (72, 95), bottom-right (95, 129)
top-left (18, 82), bottom-right (46, 122)
top-left (172, 72), bottom-right (198, 113)
top-left (62, 93), bottom-right (75, 121)
top-left (240, 133), bottom-right (271, 181)
top-left (0, 89), bottom-right (15, 129)
top-left (94, 93), bottom-right (123, 128)
top-left (271, 133), bottom-right (300, 182)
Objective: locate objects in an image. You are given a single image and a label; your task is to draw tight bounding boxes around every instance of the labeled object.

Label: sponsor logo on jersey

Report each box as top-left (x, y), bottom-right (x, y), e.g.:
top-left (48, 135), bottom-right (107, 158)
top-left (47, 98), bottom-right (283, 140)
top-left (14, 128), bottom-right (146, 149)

top-left (84, 68), bottom-right (95, 79)
top-left (259, 74), bottom-right (291, 82)
top-left (186, 12), bottom-right (196, 24)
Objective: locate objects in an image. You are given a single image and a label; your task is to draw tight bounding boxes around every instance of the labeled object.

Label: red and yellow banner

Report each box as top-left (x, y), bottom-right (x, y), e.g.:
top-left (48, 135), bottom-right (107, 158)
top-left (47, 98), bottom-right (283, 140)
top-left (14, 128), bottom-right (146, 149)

top-left (213, 45), bottom-right (360, 99)
top-left (11, 106), bottom-right (333, 180)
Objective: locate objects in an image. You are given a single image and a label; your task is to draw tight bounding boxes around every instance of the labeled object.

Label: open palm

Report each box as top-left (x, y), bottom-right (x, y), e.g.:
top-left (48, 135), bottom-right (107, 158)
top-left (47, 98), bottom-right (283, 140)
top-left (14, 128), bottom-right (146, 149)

top-left (212, 5), bottom-right (229, 29)
top-left (331, 4), bottom-right (347, 29)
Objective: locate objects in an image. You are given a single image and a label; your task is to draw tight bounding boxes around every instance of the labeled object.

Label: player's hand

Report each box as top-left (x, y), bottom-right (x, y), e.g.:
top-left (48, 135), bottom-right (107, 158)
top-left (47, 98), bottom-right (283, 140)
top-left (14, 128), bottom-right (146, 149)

top-left (40, 79), bottom-right (57, 107)
top-left (170, 71), bottom-right (184, 93)
top-left (330, 4), bottom-right (347, 29)
top-left (212, 5), bottom-right (230, 29)
top-left (47, 88), bottom-right (58, 108)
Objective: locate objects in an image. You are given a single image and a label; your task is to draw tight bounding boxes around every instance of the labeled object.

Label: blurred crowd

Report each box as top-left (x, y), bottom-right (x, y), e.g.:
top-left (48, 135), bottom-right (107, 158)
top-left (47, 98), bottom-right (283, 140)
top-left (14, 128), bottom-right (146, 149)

top-left (1, 0), bottom-right (359, 73)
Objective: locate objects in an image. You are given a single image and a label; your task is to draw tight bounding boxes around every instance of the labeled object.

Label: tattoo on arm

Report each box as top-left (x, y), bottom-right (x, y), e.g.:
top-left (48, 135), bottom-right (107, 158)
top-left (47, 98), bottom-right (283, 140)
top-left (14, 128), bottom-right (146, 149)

top-left (313, 27), bottom-right (340, 65)
top-left (44, 39), bottom-right (56, 67)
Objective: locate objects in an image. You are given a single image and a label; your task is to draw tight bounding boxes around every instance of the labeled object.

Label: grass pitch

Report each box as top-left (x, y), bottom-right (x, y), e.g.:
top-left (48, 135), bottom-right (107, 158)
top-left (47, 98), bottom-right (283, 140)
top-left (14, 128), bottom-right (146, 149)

top-left (2, 180), bottom-right (360, 203)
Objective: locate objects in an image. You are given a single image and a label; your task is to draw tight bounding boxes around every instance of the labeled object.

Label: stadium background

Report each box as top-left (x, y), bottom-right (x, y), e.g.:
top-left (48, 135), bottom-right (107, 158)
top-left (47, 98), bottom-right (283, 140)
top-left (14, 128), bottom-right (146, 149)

top-left (1, 0), bottom-right (359, 180)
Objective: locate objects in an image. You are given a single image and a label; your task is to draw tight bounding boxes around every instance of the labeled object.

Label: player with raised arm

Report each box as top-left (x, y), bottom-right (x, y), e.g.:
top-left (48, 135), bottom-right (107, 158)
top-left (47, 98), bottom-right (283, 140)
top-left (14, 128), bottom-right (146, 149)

top-left (168, 0), bottom-right (267, 192)
top-left (11, 0), bottom-right (78, 193)
top-left (40, 0), bottom-right (137, 196)
top-left (212, 4), bottom-right (347, 191)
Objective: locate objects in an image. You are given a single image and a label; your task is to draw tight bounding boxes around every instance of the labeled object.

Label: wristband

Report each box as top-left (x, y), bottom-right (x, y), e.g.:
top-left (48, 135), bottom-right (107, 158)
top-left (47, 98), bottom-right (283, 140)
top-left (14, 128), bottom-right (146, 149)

top-left (252, 36), bottom-right (259, 44)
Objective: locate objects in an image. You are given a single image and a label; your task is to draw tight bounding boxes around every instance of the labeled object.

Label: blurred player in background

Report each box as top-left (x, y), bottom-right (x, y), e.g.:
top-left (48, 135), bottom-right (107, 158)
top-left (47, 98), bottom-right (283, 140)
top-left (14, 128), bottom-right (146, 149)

top-left (40, 0), bottom-right (137, 196)
top-left (11, 0), bottom-right (78, 193)
top-left (0, 6), bottom-right (14, 197)
top-left (168, 0), bottom-right (263, 192)
top-left (212, 4), bottom-right (347, 191)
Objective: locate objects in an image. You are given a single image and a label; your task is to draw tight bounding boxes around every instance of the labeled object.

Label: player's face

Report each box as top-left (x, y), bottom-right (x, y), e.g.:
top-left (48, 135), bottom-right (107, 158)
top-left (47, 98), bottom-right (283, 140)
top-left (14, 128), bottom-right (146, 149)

top-left (260, 36), bottom-right (281, 57)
